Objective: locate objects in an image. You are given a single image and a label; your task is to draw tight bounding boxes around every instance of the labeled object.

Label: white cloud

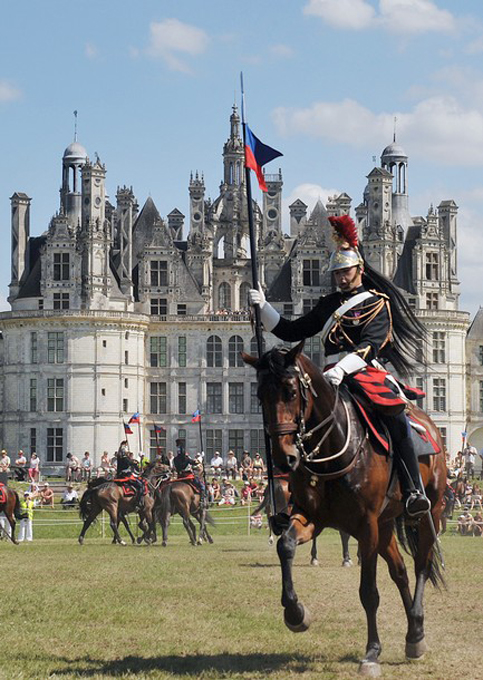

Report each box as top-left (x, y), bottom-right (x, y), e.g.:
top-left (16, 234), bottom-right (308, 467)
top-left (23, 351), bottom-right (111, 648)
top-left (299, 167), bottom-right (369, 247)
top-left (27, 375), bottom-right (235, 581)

top-left (378, 0), bottom-right (456, 35)
top-left (304, 0), bottom-right (457, 35)
top-left (454, 206), bottom-right (483, 316)
top-left (273, 95), bottom-right (483, 165)
top-left (269, 44), bottom-right (295, 59)
top-left (304, 0), bottom-right (375, 30)
top-left (85, 43), bottom-right (98, 59)
top-left (146, 19), bottom-right (209, 73)
top-left (0, 79), bottom-right (21, 103)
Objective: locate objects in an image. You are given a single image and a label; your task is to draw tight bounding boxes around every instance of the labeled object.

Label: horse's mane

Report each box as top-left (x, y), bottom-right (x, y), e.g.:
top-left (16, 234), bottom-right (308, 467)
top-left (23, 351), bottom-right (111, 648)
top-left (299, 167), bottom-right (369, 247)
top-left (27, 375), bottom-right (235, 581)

top-left (257, 346), bottom-right (296, 381)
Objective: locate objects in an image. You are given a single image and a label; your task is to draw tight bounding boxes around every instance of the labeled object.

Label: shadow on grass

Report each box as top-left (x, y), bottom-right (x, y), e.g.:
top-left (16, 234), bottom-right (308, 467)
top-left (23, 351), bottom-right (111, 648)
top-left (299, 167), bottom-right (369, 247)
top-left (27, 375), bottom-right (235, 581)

top-left (51, 652), bottom-right (313, 677)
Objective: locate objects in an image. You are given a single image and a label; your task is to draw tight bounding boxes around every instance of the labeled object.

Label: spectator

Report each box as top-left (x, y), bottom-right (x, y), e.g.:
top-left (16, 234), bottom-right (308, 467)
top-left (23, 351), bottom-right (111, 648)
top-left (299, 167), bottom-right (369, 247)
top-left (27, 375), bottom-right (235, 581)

top-left (457, 510), bottom-right (474, 536)
top-left (218, 480), bottom-right (236, 506)
top-left (166, 451), bottom-right (175, 470)
top-left (14, 450), bottom-right (27, 481)
top-left (225, 451), bottom-right (238, 480)
top-left (210, 451), bottom-right (224, 476)
top-left (61, 484), bottom-right (79, 509)
top-left (139, 452), bottom-right (149, 470)
top-left (241, 480), bottom-right (254, 505)
top-left (463, 443), bottom-right (477, 479)
top-left (240, 451), bottom-right (253, 480)
top-left (473, 511), bottom-right (483, 537)
top-left (81, 451), bottom-right (93, 482)
top-left (28, 453), bottom-right (40, 483)
top-left (469, 484), bottom-right (483, 511)
top-left (99, 451), bottom-right (113, 477)
top-left (39, 482), bottom-right (55, 508)
top-left (18, 491), bottom-right (34, 542)
top-left (252, 453), bottom-right (265, 479)
top-left (65, 453), bottom-right (81, 482)
top-left (0, 450), bottom-right (11, 474)
top-left (211, 477), bottom-right (221, 503)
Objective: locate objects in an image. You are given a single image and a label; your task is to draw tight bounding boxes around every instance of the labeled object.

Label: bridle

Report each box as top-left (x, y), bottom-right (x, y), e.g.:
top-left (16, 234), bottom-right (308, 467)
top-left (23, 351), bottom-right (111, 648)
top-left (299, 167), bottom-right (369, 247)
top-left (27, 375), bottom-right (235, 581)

top-left (264, 358), bottom-right (352, 466)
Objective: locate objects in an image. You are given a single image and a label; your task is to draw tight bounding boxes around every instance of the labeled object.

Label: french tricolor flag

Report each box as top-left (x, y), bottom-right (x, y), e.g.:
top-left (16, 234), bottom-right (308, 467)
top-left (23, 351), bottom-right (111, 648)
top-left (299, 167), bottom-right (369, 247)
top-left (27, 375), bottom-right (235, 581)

top-left (244, 125), bottom-right (282, 192)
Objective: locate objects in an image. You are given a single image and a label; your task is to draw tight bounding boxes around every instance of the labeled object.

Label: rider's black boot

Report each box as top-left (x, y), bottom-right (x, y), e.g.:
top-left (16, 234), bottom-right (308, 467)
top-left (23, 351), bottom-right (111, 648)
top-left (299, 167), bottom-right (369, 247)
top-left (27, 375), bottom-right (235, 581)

top-left (395, 435), bottom-right (431, 519)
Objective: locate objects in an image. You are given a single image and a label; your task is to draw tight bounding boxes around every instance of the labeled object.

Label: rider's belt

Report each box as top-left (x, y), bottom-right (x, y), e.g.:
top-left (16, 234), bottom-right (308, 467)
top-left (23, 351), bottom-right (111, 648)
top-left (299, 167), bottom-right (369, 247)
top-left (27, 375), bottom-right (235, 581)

top-left (320, 291), bottom-right (374, 344)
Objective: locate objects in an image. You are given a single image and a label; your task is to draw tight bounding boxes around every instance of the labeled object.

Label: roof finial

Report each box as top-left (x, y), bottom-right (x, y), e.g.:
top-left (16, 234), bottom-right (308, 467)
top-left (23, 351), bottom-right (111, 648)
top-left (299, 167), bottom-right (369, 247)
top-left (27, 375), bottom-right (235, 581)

top-left (73, 110), bottom-right (78, 142)
top-left (393, 115), bottom-right (397, 143)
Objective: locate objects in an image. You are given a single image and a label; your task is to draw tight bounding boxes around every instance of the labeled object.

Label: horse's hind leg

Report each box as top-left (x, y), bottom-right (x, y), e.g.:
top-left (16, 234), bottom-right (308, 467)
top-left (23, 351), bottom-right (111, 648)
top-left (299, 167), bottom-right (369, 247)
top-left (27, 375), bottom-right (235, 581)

top-left (340, 530), bottom-right (353, 567)
top-left (310, 536), bottom-right (319, 567)
top-left (78, 511), bottom-right (99, 544)
top-left (182, 515), bottom-right (197, 545)
top-left (119, 514), bottom-right (135, 544)
top-left (277, 514), bottom-right (314, 632)
top-left (357, 520), bottom-right (382, 676)
top-left (7, 515), bottom-right (18, 545)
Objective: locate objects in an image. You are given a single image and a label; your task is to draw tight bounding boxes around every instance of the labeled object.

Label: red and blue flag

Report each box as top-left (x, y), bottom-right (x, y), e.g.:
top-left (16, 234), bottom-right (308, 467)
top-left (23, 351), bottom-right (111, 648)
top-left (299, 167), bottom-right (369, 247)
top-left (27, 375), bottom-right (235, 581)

top-left (192, 409), bottom-right (201, 423)
top-left (123, 422), bottom-right (133, 435)
top-left (128, 412), bottom-right (141, 425)
top-left (154, 423), bottom-right (166, 433)
top-left (244, 125), bottom-right (282, 192)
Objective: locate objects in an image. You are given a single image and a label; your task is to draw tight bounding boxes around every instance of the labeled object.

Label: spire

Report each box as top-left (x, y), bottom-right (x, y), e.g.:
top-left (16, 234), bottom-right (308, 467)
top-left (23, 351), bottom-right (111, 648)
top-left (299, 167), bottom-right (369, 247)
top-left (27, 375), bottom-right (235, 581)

top-left (74, 110), bottom-right (78, 142)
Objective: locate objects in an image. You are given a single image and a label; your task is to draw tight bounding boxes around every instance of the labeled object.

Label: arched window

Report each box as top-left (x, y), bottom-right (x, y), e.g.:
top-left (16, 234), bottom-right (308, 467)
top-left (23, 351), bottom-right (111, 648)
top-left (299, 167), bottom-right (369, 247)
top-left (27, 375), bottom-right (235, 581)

top-left (238, 282), bottom-right (251, 310)
top-left (207, 335), bottom-right (222, 367)
top-left (228, 335), bottom-right (244, 367)
top-left (250, 336), bottom-right (266, 357)
top-left (218, 282), bottom-right (231, 310)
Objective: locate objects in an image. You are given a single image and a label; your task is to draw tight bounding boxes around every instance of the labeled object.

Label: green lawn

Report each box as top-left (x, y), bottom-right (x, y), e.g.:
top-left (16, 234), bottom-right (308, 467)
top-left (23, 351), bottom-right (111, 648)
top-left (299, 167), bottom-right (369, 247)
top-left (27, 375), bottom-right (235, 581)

top-left (0, 526), bottom-right (481, 679)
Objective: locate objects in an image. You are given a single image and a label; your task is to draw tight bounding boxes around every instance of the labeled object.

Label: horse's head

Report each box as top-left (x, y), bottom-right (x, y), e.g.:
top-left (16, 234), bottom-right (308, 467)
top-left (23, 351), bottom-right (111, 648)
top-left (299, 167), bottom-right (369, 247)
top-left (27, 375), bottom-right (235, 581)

top-left (242, 341), bottom-right (312, 472)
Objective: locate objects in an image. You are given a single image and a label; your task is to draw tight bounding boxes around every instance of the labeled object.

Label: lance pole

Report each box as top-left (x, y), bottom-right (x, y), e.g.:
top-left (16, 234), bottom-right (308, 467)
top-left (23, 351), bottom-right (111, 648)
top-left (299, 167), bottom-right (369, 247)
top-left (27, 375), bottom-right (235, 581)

top-left (240, 72), bottom-right (277, 519)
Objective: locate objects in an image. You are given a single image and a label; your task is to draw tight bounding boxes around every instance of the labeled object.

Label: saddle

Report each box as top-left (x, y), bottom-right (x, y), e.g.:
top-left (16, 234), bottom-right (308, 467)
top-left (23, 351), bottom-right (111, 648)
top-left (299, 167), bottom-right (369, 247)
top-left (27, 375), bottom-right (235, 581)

top-left (171, 473), bottom-right (201, 495)
top-left (344, 372), bottom-right (440, 458)
top-left (0, 483), bottom-right (7, 504)
top-left (113, 474), bottom-right (147, 497)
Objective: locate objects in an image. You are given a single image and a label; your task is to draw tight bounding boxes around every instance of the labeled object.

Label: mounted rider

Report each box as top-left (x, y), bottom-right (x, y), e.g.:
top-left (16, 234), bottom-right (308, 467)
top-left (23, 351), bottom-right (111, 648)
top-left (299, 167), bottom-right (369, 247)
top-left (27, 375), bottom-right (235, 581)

top-left (249, 214), bottom-right (431, 519)
top-left (173, 439), bottom-right (207, 507)
top-left (115, 444), bottom-right (146, 510)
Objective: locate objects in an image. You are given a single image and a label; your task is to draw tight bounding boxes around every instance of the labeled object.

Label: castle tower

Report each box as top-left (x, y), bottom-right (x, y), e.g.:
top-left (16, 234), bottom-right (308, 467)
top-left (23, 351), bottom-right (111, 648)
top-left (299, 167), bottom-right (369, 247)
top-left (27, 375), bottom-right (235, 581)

top-left (115, 186), bottom-right (135, 300)
top-left (60, 140), bottom-right (88, 228)
top-left (262, 169), bottom-right (283, 239)
top-left (223, 105), bottom-right (244, 187)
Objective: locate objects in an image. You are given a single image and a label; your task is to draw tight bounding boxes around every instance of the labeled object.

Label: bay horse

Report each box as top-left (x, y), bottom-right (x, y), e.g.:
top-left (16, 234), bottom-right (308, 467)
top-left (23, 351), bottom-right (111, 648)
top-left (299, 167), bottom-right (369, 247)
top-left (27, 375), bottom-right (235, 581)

top-left (0, 485), bottom-right (21, 544)
top-left (78, 471), bottom-right (156, 545)
top-left (251, 474), bottom-right (353, 567)
top-left (243, 343), bottom-right (446, 677)
top-left (155, 476), bottom-right (214, 547)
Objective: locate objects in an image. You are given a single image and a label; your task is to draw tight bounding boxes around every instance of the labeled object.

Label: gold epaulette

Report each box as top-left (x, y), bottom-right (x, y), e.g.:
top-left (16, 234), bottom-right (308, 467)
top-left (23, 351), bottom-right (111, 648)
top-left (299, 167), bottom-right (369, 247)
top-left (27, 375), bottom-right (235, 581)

top-left (368, 288), bottom-right (390, 300)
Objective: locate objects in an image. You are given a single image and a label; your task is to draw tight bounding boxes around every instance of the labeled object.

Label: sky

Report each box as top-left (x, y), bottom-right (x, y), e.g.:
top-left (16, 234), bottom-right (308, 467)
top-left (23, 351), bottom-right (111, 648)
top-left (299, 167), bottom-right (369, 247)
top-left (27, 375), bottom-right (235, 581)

top-left (2, 0), bottom-right (483, 317)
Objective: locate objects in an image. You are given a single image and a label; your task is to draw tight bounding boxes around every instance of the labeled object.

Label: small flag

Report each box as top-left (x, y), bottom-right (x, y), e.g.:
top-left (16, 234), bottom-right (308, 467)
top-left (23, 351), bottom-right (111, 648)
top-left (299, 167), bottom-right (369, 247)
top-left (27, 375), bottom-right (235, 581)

top-left (123, 422), bottom-right (133, 435)
top-left (244, 125), bottom-right (282, 192)
top-left (129, 412), bottom-right (141, 424)
top-left (192, 409), bottom-right (201, 423)
top-left (154, 423), bottom-right (166, 433)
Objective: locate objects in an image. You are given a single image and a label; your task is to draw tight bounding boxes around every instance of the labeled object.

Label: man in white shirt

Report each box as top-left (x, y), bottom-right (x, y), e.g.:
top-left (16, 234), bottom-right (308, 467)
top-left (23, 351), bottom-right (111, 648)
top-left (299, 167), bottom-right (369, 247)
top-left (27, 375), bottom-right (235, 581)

top-left (81, 451), bottom-right (93, 482)
top-left (225, 451), bottom-right (238, 480)
top-left (14, 450), bottom-right (27, 481)
top-left (210, 451), bottom-right (224, 476)
top-left (463, 444), bottom-right (477, 479)
top-left (0, 450), bottom-right (11, 473)
top-left (61, 484), bottom-right (79, 508)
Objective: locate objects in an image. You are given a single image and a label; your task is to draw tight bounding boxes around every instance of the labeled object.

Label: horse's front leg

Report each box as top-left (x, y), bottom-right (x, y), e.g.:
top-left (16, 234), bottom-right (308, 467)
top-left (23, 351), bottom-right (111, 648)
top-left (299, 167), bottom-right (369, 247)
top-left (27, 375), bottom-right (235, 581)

top-left (358, 517), bottom-right (382, 676)
top-left (277, 513), bottom-right (315, 632)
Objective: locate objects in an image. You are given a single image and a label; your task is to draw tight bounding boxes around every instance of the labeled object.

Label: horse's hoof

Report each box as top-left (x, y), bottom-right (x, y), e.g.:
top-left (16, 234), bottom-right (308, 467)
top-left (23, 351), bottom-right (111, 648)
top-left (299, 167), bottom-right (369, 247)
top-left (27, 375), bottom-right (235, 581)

top-left (162, 541), bottom-right (167, 547)
top-left (119, 540), bottom-right (127, 546)
top-left (13, 540), bottom-right (19, 546)
top-left (406, 638), bottom-right (428, 660)
top-left (78, 537), bottom-right (84, 545)
top-left (342, 558), bottom-right (353, 567)
top-left (197, 539), bottom-right (203, 545)
top-left (136, 537), bottom-right (143, 544)
top-left (284, 605), bottom-right (311, 633)
top-left (268, 536), bottom-right (274, 546)
top-left (310, 558), bottom-right (319, 567)
top-left (208, 537), bottom-right (214, 544)
top-left (358, 661), bottom-right (381, 677)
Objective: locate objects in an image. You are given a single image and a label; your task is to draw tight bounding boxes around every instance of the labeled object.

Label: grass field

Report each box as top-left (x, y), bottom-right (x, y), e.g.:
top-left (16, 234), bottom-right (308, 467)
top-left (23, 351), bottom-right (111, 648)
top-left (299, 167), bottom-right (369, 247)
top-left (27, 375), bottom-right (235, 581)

top-left (0, 516), bottom-right (482, 680)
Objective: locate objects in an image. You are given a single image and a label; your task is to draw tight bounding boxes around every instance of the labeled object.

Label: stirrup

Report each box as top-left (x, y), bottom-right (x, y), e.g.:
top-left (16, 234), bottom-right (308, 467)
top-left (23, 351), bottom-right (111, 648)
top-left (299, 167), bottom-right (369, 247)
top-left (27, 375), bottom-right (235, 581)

top-left (405, 491), bottom-right (431, 519)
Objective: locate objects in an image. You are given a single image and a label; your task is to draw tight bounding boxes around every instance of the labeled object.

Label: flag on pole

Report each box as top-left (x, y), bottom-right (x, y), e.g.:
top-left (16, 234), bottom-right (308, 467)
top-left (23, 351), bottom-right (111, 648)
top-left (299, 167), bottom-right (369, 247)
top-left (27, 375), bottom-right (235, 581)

top-left (123, 422), bottom-right (133, 435)
top-left (129, 412), bottom-right (141, 424)
top-left (192, 409), bottom-right (201, 423)
top-left (154, 423), bottom-right (166, 433)
top-left (244, 125), bottom-right (282, 192)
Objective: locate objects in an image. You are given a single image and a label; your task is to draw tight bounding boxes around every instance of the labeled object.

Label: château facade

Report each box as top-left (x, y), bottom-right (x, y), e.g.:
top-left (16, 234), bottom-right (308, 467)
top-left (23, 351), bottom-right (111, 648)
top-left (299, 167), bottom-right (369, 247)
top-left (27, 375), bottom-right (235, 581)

top-left (0, 106), bottom-right (481, 468)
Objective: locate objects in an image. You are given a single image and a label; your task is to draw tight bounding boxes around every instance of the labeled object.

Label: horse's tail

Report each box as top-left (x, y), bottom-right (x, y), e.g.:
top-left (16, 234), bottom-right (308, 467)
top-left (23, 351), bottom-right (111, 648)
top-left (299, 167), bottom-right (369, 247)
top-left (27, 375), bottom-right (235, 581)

top-left (397, 515), bottom-right (446, 590)
top-left (157, 486), bottom-right (172, 525)
top-left (79, 488), bottom-right (95, 522)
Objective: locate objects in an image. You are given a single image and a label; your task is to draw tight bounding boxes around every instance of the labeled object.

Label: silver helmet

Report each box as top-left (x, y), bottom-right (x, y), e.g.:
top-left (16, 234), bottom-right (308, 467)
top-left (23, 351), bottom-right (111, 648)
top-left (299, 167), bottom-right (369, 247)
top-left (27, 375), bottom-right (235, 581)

top-left (327, 247), bottom-right (364, 272)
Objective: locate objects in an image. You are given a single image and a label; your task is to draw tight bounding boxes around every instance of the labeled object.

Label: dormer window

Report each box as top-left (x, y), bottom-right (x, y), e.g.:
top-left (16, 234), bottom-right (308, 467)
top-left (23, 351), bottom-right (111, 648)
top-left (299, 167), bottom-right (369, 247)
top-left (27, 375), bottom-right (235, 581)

top-left (150, 260), bottom-right (168, 287)
top-left (53, 252), bottom-right (70, 281)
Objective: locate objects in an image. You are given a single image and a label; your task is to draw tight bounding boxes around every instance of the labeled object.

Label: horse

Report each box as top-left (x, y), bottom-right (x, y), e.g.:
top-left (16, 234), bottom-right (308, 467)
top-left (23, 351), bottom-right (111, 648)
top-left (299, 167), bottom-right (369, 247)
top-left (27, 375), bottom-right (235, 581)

top-left (78, 469), bottom-right (157, 545)
top-left (243, 343), bottom-right (446, 677)
top-left (250, 474), bottom-right (353, 567)
top-left (0, 485), bottom-right (21, 544)
top-left (155, 476), bottom-right (214, 547)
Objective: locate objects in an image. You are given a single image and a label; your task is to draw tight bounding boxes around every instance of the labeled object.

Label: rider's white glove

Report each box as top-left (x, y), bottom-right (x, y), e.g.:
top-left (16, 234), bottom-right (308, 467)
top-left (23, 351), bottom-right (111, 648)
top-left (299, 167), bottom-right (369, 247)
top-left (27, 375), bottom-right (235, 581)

top-left (324, 353), bottom-right (367, 386)
top-left (248, 283), bottom-right (280, 331)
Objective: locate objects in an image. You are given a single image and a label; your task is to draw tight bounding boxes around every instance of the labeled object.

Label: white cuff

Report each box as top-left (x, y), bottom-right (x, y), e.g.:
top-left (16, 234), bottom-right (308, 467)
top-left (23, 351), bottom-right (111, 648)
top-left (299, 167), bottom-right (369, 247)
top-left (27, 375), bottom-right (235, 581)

top-left (336, 352), bottom-right (367, 376)
top-left (260, 302), bottom-right (280, 332)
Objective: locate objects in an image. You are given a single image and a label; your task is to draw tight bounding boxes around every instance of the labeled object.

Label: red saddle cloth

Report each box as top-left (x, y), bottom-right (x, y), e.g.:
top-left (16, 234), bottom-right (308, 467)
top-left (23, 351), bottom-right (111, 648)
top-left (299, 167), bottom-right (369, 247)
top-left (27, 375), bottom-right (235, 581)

top-left (0, 483), bottom-right (7, 504)
top-left (113, 475), bottom-right (139, 497)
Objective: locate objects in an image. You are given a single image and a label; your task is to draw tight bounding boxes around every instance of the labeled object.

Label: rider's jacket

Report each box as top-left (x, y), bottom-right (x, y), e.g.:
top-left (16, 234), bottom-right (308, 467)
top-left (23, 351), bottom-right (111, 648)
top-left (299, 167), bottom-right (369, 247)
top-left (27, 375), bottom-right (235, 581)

top-left (272, 285), bottom-right (391, 364)
top-left (173, 453), bottom-right (197, 476)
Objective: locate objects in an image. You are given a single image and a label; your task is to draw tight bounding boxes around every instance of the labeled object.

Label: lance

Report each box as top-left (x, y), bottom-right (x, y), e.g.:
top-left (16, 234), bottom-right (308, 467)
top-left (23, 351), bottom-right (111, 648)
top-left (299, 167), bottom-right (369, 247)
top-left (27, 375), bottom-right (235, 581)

top-left (240, 72), bottom-right (278, 522)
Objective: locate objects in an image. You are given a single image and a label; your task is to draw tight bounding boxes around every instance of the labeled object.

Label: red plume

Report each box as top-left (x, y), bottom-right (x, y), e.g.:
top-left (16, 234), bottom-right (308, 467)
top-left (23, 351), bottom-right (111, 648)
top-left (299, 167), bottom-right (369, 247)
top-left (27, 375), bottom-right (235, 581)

top-left (328, 214), bottom-right (358, 249)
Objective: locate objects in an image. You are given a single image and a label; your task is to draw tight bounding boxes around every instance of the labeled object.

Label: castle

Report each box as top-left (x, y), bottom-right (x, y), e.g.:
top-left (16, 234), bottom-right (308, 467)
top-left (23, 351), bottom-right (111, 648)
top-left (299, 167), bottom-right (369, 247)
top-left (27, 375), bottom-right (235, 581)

top-left (1, 105), bottom-right (481, 467)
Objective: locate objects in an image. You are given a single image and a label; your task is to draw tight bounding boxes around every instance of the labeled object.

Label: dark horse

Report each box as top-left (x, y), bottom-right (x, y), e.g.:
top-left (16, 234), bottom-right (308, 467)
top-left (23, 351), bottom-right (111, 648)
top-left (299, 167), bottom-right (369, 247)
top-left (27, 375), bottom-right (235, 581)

top-left (155, 476), bottom-right (214, 547)
top-left (251, 474), bottom-right (353, 567)
top-left (78, 468), bottom-right (157, 545)
top-left (244, 343), bottom-right (446, 677)
top-left (0, 485), bottom-right (21, 544)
